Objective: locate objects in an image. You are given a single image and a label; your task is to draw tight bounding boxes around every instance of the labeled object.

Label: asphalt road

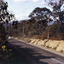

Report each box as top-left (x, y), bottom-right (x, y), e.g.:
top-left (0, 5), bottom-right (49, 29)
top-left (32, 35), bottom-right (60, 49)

top-left (9, 38), bottom-right (64, 64)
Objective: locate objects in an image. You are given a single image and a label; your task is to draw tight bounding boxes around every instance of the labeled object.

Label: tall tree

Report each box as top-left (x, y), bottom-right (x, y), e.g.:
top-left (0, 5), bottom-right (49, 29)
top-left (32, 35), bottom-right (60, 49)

top-left (48, 0), bottom-right (64, 24)
top-left (0, 0), bottom-right (14, 47)
top-left (29, 7), bottom-right (52, 37)
top-left (29, 7), bottom-right (52, 27)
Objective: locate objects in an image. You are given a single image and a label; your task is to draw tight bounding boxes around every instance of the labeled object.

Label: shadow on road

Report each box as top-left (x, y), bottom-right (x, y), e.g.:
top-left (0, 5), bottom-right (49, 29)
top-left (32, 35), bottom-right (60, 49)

top-left (9, 39), bottom-right (55, 64)
top-left (20, 48), bottom-right (54, 64)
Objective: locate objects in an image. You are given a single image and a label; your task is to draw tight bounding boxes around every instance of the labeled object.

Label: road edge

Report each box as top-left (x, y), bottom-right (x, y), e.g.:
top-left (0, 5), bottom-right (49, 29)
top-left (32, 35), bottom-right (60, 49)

top-left (13, 38), bottom-right (64, 57)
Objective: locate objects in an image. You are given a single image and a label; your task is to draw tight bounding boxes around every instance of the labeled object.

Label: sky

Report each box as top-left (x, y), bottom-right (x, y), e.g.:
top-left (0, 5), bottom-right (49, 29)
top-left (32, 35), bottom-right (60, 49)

top-left (4, 0), bottom-right (52, 20)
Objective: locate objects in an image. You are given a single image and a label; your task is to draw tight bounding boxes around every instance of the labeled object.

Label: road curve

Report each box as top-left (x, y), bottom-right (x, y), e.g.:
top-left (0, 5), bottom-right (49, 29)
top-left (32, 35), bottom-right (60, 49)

top-left (9, 38), bottom-right (64, 64)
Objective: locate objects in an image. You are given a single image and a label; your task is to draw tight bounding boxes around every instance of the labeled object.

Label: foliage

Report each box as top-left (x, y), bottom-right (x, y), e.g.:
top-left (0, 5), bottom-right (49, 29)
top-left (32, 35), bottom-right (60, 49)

top-left (0, 41), bottom-right (30, 64)
top-left (29, 7), bottom-right (51, 21)
top-left (45, 23), bottom-right (64, 40)
top-left (12, 20), bottom-right (18, 29)
top-left (29, 7), bottom-right (52, 37)
top-left (7, 19), bottom-right (64, 40)
top-left (0, 0), bottom-right (15, 49)
top-left (0, 0), bottom-right (14, 23)
top-left (48, 0), bottom-right (64, 24)
top-left (0, 23), bottom-right (6, 47)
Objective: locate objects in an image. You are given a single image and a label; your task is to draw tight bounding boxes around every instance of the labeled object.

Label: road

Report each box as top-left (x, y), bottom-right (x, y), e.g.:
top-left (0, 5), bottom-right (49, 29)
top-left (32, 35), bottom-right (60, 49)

top-left (9, 38), bottom-right (64, 64)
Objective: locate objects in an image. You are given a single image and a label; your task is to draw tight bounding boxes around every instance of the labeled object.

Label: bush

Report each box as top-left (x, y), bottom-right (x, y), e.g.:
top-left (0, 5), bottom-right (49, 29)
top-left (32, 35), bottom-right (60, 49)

top-left (45, 23), bottom-right (64, 40)
top-left (0, 23), bottom-right (6, 47)
top-left (33, 34), bottom-right (47, 40)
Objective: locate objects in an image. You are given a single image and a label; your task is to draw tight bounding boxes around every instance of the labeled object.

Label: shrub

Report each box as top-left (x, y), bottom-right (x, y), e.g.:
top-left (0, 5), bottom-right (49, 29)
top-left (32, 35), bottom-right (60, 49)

top-left (0, 23), bottom-right (6, 47)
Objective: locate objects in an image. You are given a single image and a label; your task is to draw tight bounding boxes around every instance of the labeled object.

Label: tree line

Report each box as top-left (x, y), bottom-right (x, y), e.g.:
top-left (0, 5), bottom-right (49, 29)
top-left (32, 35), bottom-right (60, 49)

top-left (7, 0), bottom-right (64, 40)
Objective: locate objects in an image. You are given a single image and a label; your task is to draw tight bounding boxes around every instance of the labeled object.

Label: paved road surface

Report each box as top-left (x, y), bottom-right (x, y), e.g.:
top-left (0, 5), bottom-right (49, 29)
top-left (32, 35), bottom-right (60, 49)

top-left (9, 38), bottom-right (64, 64)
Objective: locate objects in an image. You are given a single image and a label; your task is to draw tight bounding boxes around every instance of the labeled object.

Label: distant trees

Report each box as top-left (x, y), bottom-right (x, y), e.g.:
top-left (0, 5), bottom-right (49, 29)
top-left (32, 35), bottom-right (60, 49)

top-left (12, 21), bottom-right (18, 29)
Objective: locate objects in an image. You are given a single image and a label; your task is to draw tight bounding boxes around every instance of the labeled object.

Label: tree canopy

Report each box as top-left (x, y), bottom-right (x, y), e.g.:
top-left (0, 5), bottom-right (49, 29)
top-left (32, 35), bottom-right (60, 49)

top-left (29, 7), bottom-right (52, 21)
top-left (0, 0), bottom-right (14, 23)
top-left (48, 0), bottom-right (64, 24)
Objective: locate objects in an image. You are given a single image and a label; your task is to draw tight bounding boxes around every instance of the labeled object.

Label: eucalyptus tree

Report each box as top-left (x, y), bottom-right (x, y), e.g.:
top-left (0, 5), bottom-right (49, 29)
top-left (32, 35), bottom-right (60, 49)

top-left (0, 0), bottom-right (14, 47)
top-left (29, 7), bottom-right (52, 37)
top-left (48, 0), bottom-right (64, 24)
top-left (0, 0), bottom-right (14, 23)
top-left (29, 7), bottom-right (52, 23)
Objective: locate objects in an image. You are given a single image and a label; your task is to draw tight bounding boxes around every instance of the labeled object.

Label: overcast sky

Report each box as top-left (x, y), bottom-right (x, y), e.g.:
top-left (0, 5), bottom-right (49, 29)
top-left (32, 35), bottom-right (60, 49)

top-left (4, 0), bottom-right (52, 20)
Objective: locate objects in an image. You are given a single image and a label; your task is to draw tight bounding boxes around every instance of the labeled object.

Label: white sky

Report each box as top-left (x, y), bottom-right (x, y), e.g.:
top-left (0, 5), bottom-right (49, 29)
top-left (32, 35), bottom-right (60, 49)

top-left (4, 0), bottom-right (52, 20)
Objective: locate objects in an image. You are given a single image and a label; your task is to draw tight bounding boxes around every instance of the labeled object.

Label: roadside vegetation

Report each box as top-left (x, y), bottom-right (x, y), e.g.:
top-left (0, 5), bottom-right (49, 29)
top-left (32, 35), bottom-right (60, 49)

top-left (0, 0), bottom-right (18, 63)
top-left (7, 19), bottom-right (64, 40)
top-left (0, 1), bottom-right (32, 63)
